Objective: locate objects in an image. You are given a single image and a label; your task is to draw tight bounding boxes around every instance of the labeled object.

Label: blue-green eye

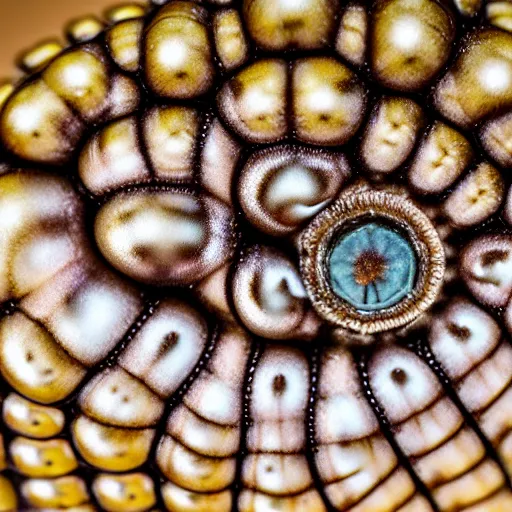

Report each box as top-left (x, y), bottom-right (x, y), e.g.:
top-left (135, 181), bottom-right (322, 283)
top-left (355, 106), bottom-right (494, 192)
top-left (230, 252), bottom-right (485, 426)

top-left (328, 222), bottom-right (417, 311)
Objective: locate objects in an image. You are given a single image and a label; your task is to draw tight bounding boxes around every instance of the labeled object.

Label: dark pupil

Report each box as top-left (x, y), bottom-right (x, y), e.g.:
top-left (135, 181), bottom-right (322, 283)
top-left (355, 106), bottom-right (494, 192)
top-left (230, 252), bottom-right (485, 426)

top-left (328, 222), bottom-right (417, 311)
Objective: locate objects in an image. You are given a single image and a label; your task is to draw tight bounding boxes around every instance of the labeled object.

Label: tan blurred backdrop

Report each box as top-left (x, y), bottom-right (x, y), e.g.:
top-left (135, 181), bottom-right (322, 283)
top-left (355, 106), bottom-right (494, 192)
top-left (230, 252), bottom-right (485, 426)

top-left (0, 0), bottom-right (131, 76)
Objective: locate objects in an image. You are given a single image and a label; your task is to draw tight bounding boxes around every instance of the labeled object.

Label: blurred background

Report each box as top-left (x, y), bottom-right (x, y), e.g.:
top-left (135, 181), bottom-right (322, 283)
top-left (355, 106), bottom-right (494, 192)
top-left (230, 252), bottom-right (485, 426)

top-left (0, 0), bottom-right (121, 76)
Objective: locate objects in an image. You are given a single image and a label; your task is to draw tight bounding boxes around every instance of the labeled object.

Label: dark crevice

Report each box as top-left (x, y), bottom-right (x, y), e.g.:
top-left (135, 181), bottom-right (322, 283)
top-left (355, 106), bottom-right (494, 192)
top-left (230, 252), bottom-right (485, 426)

top-left (231, 340), bottom-right (263, 512)
top-left (0, 1), bottom-right (511, 511)
top-left (412, 339), bottom-right (512, 491)
top-left (147, 320), bottom-right (221, 480)
top-left (354, 349), bottom-right (441, 512)
top-left (304, 346), bottom-right (337, 512)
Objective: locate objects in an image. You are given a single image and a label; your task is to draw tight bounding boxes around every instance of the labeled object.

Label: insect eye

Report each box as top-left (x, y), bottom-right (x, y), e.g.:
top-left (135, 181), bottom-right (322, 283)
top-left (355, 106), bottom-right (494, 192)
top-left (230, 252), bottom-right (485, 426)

top-left (328, 222), bottom-right (417, 312)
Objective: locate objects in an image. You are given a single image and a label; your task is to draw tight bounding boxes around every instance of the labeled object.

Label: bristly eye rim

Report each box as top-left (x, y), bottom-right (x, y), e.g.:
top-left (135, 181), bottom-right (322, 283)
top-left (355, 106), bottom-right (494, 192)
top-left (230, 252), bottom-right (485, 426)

top-left (299, 187), bottom-right (446, 336)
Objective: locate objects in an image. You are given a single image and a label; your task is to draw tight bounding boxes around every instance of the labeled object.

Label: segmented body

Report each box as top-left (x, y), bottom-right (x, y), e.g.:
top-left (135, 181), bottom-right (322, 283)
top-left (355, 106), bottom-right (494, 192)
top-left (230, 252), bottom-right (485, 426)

top-left (0, 1), bottom-right (512, 511)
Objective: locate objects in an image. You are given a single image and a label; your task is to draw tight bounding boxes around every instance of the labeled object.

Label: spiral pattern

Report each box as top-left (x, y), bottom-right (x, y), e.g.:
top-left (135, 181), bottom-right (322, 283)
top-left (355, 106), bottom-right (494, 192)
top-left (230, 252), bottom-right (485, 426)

top-left (0, 1), bottom-right (512, 511)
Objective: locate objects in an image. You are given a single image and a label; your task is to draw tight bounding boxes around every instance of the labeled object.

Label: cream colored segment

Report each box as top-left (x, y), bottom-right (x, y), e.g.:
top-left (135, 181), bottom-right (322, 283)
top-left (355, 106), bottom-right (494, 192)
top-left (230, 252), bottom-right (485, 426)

top-left (21, 261), bottom-right (143, 366)
top-left (0, 312), bottom-right (86, 404)
top-left (433, 459), bottom-right (505, 511)
top-left (361, 97), bottom-right (423, 174)
top-left (143, 106), bottom-right (198, 181)
top-left (72, 414), bottom-right (155, 472)
top-left (292, 57), bottom-right (366, 145)
top-left (214, 9), bottom-right (248, 70)
top-left (368, 346), bottom-right (442, 424)
top-left (0, 172), bottom-right (84, 302)
top-left (429, 298), bottom-right (501, 381)
top-left (413, 427), bottom-right (485, 489)
top-left (79, 367), bottom-right (165, 428)
top-left (0, 80), bottom-right (84, 164)
top-left (434, 29), bottom-right (512, 127)
top-left (238, 489), bottom-right (327, 512)
top-left (200, 119), bottom-right (241, 205)
top-left (393, 398), bottom-right (463, 458)
top-left (480, 111), bottom-right (512, 167)
top-left (317, 436), bottom-right (398, 509)
top-left (336, 3), bottom-right (368, 66)
top-left (107, 19), bottom-right (143, 72)
top-left (329, 467), bottom-right (416, 512)
top-left (145, 2), bottom-right (214, 98)
top-left (2, 393), bottom-right (65, 438)
top-left (157, 435), bottom-right (235, 493)
top-left (120, 299), bottom-right (208, 398)
top-left (10, 437), bottom-right (78, 478)
top-left (242, 453), bottom-right (314, 495)
top-left (93, 473), bottom-right (156, 512)
top-left (166, 404), bottom-right (240, 457)
top-left (217, 59), bottom-right (288, 143)
top-left (79, 117), bottom-right (149, 194)
top-left (162, 481), bottom-right (232, 512)
top-left (232, 246), bottom-right (320, 340)
top-left (444, 162), bottom-right (504, 228)
top-left (409, 122), bottom-right (472, 194)
top-left (456, 342), bottom-right (512, 414)
top-left (21, 476), bottom-right (90, 508)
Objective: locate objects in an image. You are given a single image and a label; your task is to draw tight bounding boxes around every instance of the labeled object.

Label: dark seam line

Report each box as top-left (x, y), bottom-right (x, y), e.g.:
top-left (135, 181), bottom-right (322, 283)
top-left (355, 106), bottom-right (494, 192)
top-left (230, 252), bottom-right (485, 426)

top-left (449, 484), bottom-right (507, 512)
top-left (431, 456), bottom-right (489, 492)
top-left (400, 422), bottom-right (465, 460)
top-left (231, 339), bottom-right (262, 512)
top-left (471, 370), bottom-right (512, 419)
top-left (182, 401), bottom-right (239, 430)
top-left (148, 322), bottom-right (220, 482)
top-left (166, 433), bottom-right (234, 462)
top-left (414, 340), bottom-right (512, 490)
top-left (332, 466), bottom-right (400, 510)
top-left (305, 346), bottom-right (338, 512)
top-left (355, 349), bottom-right (441, 512)
top-left (135, 106), bottom-right (157, 180)
top-left (0, 299), bottom-right (156, 510)
top-left (390, 487), bottom-right (430, 512)
top-left (241, 484), bottom-right (317, 499)
top-left (452, 338), bottom-right (504, 384)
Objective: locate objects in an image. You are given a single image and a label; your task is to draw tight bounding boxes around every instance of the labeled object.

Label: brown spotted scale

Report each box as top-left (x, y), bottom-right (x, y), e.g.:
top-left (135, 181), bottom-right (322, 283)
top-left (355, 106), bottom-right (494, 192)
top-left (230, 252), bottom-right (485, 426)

top-left (0, 0), bottom-right (512, 511)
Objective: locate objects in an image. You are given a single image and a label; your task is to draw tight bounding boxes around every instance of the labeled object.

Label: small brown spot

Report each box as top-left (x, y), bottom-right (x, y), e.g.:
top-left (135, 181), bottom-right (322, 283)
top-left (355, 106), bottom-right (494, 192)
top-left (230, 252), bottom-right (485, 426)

top-left (175, 71), bottom-right (188, 79)
top-left (265, 464), bottom-right (274, 473)
top-left (319, 113), bottom-right (331, 122)
top-left (447, 322), bottom-right (471, 341)
top-left (230, 78), bottom-right (243, 98)
top-left (353, 250), bottom-right (387, 286)
top-left (157, 332), bottom-right (179, 358)
top-left (481, 249), bottom-right (508, 267)
top-left (31, 419), bottom-right (40, 427)
top-left (391, 368), bottom-right (407, 385)
top-left (132, 245), bottom-right (152, 260)
top-left (272, 374), bottom-right (287, 396)
top-left (118, 210), bottom-right (136, 224)
top-left (26, 352), bottom-right (34, 362)
top-left (282, 19), bottom-right (304, 31)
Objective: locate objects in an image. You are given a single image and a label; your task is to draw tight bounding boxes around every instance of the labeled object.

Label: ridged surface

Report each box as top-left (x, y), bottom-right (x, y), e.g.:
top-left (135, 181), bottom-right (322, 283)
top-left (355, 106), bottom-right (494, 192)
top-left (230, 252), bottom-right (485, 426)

top-left (0, 1), bottom-right (511, 511)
